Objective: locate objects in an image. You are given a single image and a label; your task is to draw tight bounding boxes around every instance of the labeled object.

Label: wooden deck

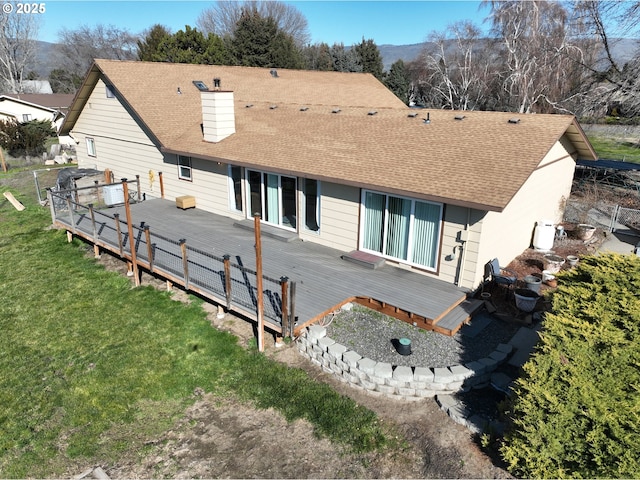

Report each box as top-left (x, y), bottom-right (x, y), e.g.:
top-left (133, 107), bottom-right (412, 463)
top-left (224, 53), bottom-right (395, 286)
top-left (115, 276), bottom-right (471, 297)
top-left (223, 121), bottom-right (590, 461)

top-left (53, 197), bottom-right (479, 336)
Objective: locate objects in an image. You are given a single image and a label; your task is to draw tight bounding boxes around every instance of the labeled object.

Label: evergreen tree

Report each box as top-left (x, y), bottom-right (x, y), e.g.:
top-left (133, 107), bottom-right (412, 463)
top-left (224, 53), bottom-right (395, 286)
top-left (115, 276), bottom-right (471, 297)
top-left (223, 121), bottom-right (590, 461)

top-left (302, 42), bottom-right (333, 71)
top-left (384, 59), bottom-right (411, 104)
top-left (137, 24), bottom-right (172, 61)
top-left (330, 43), bottom-right (361, 73)
top-left (354, 38), bottom-right (384, 80)
top-left (154, 25), bottom-right (227, 64)
top-left (49, 68), bottom-right (82, 94)
top-left (229, 7), bottom-right (302, 68)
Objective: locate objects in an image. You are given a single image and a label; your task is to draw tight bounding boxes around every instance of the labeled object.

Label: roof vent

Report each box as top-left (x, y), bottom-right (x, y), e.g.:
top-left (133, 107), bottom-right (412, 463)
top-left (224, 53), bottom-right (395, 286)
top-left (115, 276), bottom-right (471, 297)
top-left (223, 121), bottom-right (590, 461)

top-left (270, 105), bottom-right (278, 110)
top-left (508, 117), bottom-right (520, 124)
top-left (270, 69), bottom-right (278, 78)
top-left (368, 110), bottom-right (378, 116)
top-left (177, 87), bottom-right (181, 95)
top-left (454, 115), bottom-right (465, 120)
top-left (246, 104), bottom-right (254, 108)
top-left (213, 78), bottom-right (221, 89)
top-left (192, 80), bottom-right (209, 91)
top-left (423, 112), bottom-right (431, 124)
top-left (300, 106), bottom-right (309, 111)
top-left (332, 108), bottom-right (341, 114)
top-left (408, 112), bottom-right (418, 118)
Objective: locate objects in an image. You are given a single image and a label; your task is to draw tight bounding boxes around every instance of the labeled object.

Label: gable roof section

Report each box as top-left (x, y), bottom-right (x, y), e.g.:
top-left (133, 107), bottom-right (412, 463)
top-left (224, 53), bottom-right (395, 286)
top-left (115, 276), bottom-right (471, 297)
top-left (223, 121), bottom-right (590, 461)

top-left (61, 59), bottom-right (597, 212)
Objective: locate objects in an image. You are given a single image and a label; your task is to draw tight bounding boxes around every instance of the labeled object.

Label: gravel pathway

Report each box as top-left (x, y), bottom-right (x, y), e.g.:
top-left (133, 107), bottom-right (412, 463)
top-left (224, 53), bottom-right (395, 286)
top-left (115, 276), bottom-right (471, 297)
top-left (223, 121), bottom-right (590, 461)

top-left (324, 305), bottom-right (521, 368)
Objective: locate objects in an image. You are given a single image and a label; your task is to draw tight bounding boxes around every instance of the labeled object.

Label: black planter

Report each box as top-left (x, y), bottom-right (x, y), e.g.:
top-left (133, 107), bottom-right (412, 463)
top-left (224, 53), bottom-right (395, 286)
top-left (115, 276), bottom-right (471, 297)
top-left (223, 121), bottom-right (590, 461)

top-left (393, 337), bottom-right (412, 356)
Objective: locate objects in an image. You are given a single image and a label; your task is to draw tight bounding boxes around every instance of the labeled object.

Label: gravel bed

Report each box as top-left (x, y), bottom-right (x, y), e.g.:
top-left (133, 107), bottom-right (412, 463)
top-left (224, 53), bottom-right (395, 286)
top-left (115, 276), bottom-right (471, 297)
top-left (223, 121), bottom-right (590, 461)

top-left (323, 305), bottom-right (521, 368)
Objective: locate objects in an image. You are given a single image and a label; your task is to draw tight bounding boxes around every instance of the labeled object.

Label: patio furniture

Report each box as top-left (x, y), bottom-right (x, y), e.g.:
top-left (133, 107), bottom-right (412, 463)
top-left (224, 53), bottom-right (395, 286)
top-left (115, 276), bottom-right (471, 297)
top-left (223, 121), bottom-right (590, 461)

top-left (484, 258), bottom-right (517, 297)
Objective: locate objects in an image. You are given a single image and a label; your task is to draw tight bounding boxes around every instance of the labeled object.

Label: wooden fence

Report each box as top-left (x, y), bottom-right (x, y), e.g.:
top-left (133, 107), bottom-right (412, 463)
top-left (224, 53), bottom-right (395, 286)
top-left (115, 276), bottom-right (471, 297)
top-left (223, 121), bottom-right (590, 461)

top-left (46, 181), bottom-right (295, 338)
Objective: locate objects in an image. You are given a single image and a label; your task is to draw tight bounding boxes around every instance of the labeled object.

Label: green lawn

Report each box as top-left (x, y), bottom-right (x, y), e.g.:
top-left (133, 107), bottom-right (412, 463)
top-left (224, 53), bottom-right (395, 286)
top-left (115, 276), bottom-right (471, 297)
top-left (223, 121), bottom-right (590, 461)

top-left (0, 181), bottom-right (390, 477)
top-left (587, 136), bottom-right (640, 163)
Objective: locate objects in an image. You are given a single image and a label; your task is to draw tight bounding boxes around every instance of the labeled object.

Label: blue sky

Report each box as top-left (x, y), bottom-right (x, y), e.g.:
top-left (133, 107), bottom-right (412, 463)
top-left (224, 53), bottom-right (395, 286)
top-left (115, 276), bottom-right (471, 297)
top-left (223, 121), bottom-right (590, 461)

top-left (36, 0), bottom-right (489, 46)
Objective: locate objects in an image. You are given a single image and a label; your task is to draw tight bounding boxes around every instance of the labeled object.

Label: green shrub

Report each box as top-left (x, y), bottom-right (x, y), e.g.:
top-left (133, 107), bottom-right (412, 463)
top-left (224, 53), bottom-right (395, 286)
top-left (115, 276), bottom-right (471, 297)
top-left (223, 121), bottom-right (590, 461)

top-left (500, 254), bottom-right (640, 478)
top-left (0, 118), bottom-right (55, 157)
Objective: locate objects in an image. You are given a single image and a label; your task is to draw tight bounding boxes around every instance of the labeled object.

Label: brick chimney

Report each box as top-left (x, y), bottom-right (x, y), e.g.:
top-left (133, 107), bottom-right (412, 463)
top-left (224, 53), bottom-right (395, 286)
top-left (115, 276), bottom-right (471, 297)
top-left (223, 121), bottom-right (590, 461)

top-left (201, 90), bottom-right (235, 143)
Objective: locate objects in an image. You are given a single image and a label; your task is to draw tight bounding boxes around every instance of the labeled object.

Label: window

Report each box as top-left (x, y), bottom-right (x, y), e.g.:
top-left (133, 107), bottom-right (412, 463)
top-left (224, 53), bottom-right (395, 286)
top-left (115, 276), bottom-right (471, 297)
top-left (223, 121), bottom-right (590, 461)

top-left (105, 84), bottom-right (115, 98)
top-left (246, 170), bottom-right (297, 230)
top-left (360, 190), bottom-right (442, 270)
top-left (303, 179), bottom-right (320, 232)
top-left (178, 155), bottom-right (192, 181)
top-left (22, 114), bottom-right (32, 122)
top-left (228, 165), bottom-right (243, 212)
top-left (86, 137), bottom-right (96, 157)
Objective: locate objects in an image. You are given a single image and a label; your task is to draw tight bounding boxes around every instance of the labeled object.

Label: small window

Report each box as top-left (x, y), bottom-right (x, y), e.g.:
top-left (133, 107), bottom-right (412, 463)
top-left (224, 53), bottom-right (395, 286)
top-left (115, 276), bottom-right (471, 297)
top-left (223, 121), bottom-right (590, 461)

top-left (22, 114), bottom-right (32, 122)
top-left (86, 137), bottom-right (96, 157)
top-left (303, 179), bottom-right (320, 232)
top-left (105, 84), bottom-right (115, 98)
top-left (178, 155), bottom-right (192, 181)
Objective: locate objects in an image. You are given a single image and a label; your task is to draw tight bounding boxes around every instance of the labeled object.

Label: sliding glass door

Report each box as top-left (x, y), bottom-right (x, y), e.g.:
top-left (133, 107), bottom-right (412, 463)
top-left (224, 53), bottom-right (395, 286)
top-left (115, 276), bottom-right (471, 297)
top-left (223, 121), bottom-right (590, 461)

top-left (246, 170), bottom-right (297, 230)
top-left (360, 190), bottom-right (442, 270)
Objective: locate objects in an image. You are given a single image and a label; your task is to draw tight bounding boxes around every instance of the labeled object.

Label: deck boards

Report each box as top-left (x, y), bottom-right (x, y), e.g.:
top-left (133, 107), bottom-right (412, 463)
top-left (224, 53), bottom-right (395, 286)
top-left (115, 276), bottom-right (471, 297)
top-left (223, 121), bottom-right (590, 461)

top-left (56, 198), bottom-right (471, 334)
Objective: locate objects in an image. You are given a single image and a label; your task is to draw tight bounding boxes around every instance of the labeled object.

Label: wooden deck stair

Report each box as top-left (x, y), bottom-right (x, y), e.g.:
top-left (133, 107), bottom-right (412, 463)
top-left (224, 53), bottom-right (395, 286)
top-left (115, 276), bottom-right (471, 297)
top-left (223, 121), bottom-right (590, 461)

top-left (431, 298), bottom-right (485, 336)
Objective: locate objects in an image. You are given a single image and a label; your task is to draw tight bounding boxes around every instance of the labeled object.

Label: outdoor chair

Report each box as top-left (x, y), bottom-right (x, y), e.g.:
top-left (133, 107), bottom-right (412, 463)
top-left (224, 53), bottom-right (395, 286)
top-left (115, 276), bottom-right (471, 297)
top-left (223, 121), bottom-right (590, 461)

top-left (484, 258), bottom-right (517, 297)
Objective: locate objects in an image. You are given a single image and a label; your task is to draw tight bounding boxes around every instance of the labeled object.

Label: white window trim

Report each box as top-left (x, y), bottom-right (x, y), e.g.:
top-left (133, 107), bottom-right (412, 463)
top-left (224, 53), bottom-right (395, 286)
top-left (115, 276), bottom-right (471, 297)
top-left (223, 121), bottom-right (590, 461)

top-left (86, 137), bottom-right (96, 157)
top-left (178, 155), bottom-right (192, 181)
top-left (358, 189), bottom-right (443, 271)
top-left (22, 113), bottom-right (32, 122)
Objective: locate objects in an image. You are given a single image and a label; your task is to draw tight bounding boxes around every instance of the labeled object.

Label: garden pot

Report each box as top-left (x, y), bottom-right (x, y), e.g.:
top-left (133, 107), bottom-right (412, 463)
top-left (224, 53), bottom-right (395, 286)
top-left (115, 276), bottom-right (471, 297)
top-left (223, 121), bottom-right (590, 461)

top-left (577, 224), bottom-right (596, 241)
top-left (514, 288), bottom-right (539, 312)
top-left (543, 254), bottom-right (565, 273)
top-left (567, 255), bottom-right (579, 267)
top-left (523, 274), bottom-right (542, 294)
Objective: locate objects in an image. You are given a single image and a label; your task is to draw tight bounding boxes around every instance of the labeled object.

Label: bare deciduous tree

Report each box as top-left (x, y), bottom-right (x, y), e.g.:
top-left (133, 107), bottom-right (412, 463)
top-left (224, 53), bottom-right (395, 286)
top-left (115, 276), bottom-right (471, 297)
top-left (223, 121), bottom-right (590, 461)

top-left (197, 0), bottom-right (310, 46)
top-left (484, 0), bottom-right (586, 113)
top-left (0, 2), bottom-right (40, 93)
top-left (55, 24), bottom-right (138, 80)
top-left (418, 21), bottom-right (495, 110)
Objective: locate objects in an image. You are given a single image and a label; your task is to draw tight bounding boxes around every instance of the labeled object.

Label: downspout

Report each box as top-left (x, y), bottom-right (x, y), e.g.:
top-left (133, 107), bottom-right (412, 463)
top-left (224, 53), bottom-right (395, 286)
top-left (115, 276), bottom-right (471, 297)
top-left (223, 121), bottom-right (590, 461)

top-left (455, 208), bottom-right (471, 287)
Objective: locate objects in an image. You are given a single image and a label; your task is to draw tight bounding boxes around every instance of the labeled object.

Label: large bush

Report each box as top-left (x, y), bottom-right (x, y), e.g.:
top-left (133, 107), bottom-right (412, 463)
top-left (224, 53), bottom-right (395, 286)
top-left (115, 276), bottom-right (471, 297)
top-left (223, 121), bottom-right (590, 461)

top-left (0, 119), bottom-right (55, 157)
top-left (500, 253), bottom-right (640, 478)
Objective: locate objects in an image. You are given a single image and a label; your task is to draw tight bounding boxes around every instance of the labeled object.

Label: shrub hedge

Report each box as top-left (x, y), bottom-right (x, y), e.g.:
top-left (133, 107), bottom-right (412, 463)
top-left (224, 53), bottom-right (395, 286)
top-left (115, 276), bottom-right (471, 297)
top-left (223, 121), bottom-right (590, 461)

top-left (500, 254), bottom-right (640, 478)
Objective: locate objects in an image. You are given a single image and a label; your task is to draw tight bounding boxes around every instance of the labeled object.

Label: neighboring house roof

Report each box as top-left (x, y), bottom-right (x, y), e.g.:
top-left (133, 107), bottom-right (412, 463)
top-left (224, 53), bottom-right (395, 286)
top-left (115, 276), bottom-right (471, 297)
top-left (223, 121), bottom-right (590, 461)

top-left (61, 59), bottom-right (598, 212)
top-left (1, 93), bottom-right (75, 111)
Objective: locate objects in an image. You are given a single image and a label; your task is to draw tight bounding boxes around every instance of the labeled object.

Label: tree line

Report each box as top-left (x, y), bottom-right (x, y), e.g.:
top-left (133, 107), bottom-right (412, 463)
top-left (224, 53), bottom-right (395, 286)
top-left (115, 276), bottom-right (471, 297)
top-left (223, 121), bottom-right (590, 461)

top-left (1, 0), bottom-right (639, 118)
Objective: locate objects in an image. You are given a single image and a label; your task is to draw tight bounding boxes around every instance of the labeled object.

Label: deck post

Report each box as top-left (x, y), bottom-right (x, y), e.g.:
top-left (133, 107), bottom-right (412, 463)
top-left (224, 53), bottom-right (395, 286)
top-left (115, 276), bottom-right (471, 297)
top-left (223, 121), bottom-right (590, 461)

top-left (104, 169), bottom-right (112, 184)
top-left (180, 239), bottom-right (189, 289)
top-left (135, 175), bottom-right (141, 202)
top-left (158, 171), bottom-right (165, 199)
top-left (280, 276), bottom-right (289, 338)
top-left (113, 213), bottom-right (124, 256)
top-left (65, 195), bottom-right (76, 234)
top-left (144, 226), bottom-right (154, 272)
top-left (223, 254), bottom-right (232, 309)
top-left (88, 204), bottom-right (97, 241)
top-left (289, 281), bottom-right (296, 338)
top-left (254, 213), bottom-right (265, 352)
top-left (122, 179), bottom-right (140, 287)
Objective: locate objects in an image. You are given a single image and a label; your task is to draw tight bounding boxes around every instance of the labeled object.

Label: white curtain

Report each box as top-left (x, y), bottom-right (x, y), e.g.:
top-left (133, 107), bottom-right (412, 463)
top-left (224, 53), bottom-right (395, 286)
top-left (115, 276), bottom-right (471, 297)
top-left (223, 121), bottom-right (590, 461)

top-left (411, 201), bottom-right (440, 268)
top-left (385, 196), bottom-right (410, 260)
top-left (363, 192), bottom-right (385, 253)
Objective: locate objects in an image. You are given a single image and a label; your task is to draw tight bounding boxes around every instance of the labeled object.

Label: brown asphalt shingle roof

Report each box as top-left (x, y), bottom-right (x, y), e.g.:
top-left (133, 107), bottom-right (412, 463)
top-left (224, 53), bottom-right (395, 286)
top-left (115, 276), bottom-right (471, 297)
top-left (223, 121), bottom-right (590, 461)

top-left (62, 59), bottom-right (597, 212)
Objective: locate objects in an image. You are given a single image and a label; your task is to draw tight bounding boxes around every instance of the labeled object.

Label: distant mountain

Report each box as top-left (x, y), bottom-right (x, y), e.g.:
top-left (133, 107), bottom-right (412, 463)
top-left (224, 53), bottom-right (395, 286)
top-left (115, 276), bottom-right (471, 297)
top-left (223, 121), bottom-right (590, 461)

top-left (30, 38), bottom-right (638, 81)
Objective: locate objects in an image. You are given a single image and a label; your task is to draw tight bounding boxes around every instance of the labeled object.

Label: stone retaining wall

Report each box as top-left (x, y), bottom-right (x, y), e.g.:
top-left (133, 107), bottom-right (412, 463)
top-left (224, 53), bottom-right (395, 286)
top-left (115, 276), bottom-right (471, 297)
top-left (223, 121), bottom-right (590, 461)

top-left (296, 325), bottom-right (514, 400)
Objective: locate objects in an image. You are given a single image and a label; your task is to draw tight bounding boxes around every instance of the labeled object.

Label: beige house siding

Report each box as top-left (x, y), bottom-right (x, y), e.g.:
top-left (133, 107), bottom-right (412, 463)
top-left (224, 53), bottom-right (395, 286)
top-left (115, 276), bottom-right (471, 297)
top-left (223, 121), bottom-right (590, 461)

top-left (475, 137), bottom-right (577, 288)
top-left (300, 182), bottom-right (360, 252)
top-left (439, 206), bottom-right (485, 289)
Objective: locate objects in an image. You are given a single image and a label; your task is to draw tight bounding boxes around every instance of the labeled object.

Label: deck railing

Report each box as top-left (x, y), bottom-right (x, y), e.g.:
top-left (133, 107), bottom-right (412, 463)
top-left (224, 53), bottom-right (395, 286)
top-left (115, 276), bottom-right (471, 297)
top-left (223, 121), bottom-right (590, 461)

top-left (46, 184), bottom-right (295, 337)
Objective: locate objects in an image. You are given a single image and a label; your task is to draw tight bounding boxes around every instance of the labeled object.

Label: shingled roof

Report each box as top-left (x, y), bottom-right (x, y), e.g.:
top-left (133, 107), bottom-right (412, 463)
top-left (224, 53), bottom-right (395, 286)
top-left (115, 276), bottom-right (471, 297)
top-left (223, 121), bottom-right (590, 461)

top-left (62, 59), bottom-right (597, 212)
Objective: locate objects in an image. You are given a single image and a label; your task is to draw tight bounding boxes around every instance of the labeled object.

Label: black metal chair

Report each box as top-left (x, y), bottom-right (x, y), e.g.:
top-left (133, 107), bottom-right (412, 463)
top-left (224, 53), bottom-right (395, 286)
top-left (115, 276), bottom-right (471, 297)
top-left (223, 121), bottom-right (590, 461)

top-left (484, 258), bottom-right (517, 297)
